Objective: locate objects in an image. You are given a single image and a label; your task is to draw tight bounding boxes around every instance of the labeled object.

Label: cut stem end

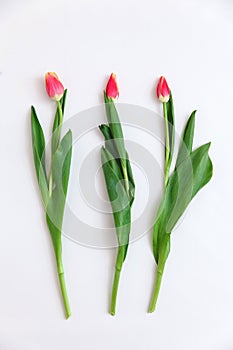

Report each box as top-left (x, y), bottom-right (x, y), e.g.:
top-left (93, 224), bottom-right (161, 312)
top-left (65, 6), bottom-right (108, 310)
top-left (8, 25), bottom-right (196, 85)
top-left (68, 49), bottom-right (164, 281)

top-left (110, 268), bottom-right (121, 316)
top-left (148, 271), bottom-right (163, 313)
top-left (58, 272), bottom-right (71, 319)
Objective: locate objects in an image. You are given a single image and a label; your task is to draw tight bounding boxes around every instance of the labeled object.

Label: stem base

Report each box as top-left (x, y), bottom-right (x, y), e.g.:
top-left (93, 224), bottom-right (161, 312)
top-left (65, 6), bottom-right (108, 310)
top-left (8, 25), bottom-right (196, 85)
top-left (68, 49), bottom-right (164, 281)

top-left (58, 272), bottom-right (71, 319)
top-left (148, 270), bottom-right (163, 313)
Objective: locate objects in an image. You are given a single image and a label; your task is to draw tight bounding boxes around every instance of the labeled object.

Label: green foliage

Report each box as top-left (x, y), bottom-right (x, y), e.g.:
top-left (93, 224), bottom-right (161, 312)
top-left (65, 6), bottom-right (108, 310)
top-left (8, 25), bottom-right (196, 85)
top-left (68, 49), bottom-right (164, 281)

top-left (153, 112), bottom-right (213, 266)
top-left (52, 90), bottom-right (67, 154)
top-left (166, 92), bottom-right (175, 165)
top-left (103, 92), bottom-right (127, 168)
top-left (150, 109), bottom-right (213, 312)
top-left (46, 130), bottom-right (72, 269)
top-left (99, 96), bottom-right (135, 314)
top-left (99, 106), bottom-right (135, 257)
top-left (31, 106), bottom-right (49, 207)
top-left (31, 92), bottom-right (72, 317)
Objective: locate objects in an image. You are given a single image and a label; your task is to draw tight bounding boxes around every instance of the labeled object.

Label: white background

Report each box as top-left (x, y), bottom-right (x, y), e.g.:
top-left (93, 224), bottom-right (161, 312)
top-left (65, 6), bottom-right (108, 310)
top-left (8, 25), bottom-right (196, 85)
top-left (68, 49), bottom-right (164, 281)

top-left (0, 0), bottom-right (233, 349)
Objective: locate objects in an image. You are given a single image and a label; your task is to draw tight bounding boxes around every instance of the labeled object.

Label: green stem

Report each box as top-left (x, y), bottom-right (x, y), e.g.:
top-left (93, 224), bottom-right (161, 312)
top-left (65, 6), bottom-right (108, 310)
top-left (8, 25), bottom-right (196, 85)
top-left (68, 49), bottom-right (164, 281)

top-left (164, 159), bottom-right (171, 189)
top-left (110, 246), bottom-right (124, 316)
top-left (56, 100), bottom-right (63, 144)
top-left (48, 100), bottom-right (63, 197)
top-left (110, 267), bottom-right (121, 316)
top-left (48, 172), bottom-right (53, 197)
top-left (121, 161), bottom-right (130, 196)
top-left (148, 269), bottom-right (163, 313)
top-left (163, 102), bottom-right (170, 188)
top-left (58, 272), bottom-right (71, 319)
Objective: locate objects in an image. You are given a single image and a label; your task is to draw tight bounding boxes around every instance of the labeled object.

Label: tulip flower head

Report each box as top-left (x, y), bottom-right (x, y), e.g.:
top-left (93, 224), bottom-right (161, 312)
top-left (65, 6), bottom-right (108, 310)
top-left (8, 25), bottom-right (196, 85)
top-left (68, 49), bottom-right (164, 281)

top-left (156, 76), bottom-right (170, 103)
top-left (106, 73), bottom-right (119, 100)
top-left (45, 72), bottom-right (64, 101)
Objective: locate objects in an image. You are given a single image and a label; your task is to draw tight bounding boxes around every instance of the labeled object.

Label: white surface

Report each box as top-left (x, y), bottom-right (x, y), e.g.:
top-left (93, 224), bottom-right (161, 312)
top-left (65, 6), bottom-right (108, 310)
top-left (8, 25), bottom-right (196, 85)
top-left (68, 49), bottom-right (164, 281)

top-left (0, 0), bottom-right (233, 349)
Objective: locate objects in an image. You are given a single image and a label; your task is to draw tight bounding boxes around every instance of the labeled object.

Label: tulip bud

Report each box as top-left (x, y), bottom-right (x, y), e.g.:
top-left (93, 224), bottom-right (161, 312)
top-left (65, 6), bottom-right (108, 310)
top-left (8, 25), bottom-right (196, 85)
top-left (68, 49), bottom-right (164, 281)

top-left (106, 73), bottom-right (119, 99)
top-left (156, 76), bottom-right (170, 103)
top-left (45, 72), bottom-right (64, 101)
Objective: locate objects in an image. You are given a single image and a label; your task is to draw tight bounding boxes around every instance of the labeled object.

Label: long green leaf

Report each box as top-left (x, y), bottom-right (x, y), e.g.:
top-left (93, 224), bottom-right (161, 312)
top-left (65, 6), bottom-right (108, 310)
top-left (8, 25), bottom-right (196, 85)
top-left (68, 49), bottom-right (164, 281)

top-left (31, 106), bottom-right (49, 206)
top-left (99, 123), bottom-right (135, 205)
top-left (99, 124), bottom-right (120, 161)
top-left (126, 152), bottom-right (135, 205)
top-left (190, 143), bottom-right (213, 198)
top-left (52, 130), bottom-right (72, 195)
top-left (102, 146), bottom-right (123, 182)
top-left (52, 90), bottom-right (67, 154)
top-left (166, 143), bottom-right (212, 232)
top-left (153, 143), bottom-right (213, 263)
top-left (104, 92), bottom-right (127, 165)
top-left (101, 147), bottom-right (131, 261)
top-left (46, 130), bottom-right (72, 261)
top-left (176, 111), bottom-right (196, 168)
top-left (166, 92), bottom-right (175, 162)
top-left (100, 93), bottom-right (135, 315)
top-left (46, 213), bottom-right (63, 272)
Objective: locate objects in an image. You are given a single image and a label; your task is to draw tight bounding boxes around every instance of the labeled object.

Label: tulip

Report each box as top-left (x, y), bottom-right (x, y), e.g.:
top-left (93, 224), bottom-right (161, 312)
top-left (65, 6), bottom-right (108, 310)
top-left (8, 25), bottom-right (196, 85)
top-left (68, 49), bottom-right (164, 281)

top-left (45, 72), bottom-right (64, 101)
top-left (106, 73), bottom-right (119, 99)
top-left (156, 76), bottom-right (170, 103)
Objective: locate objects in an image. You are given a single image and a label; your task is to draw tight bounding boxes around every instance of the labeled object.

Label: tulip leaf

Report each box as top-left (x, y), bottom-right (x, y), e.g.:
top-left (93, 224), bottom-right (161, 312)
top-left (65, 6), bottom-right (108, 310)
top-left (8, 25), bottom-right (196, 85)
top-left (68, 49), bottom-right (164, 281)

top-left (166, 92), bottom-right (175, 163)
top-left (176, 111), bottom-right (196, 168)
top-left (104, 92), bottom-right (127, 166)
top-left (46, 212), bottom-right (63, 271)
top-left (101, 147), bottom-right (131, 261)
top-left (99, 123), bottom-right (135, 205)
top-left (150, 98), bottom-right (213, 313)
top-left (52, 90), bottom-right (67, 154)
top-left (126, 151), bottom-right (135, 206)
top-left (51, 130), bottom-right (72, 196)
top-left (101, 146), bottom-right (123, 182)
top-left (153, 142), bottom-right (213, 265)
top-left (31, 89), bottom-right (72, 318)
top-left (190, 143), bottom-right (213, 198)
top-left (157, 233), bottom-right (170, 272)
top-left (46, 130), bottom-right (72, 231)
top-left (31, 106), bottom-right (49, 206)
top-left (99, 124), bottom-right (120, 161)
top-left (100, 94), bottom-right (135, 315)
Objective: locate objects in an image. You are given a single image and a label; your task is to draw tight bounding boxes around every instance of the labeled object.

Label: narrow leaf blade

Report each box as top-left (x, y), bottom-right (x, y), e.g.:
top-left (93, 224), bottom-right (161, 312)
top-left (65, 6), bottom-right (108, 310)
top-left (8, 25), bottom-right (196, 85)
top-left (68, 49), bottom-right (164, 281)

top-left (104, 92), bottom-right (127, 163)
top-left (31, 106), bottom-right (49, 206)
top-left (166, 92), bottom-right (175, 161)
top-left (101, 147), bottom-right (131, 259)
top-left (52, 90), bottom-right (67, 154)
top-left (176, 111), bottom-right (196, 168)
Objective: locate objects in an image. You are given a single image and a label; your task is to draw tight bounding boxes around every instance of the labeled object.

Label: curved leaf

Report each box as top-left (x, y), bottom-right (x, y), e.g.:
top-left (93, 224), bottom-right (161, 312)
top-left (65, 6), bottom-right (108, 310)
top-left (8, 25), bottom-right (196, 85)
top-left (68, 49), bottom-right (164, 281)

top-left (102, 146), bottom-right (123, 181)
top-left (51, 130), bottom-right (72, 195)
top-left (126, 151), bottom-right (135, 205)
top-left (153, 142), bottom-right (213, 263)
top-left (101, 147), bottom-right (131, 261)
top-left (52, 90), bottom-right (67, 154)
top-left (99, 124), bottom-right (135, 204)
top-left (46, 130), bottom-right (72, 256)
top-left (31, 106), bottom-right (49, 206)
top-left (99, 124), bottom-right (121, 161)
top-left (166, 92), bottom-right (175, 162)
top-left (46, 213), bottom-right (63, 272)
top-left (176, 111), bottom-right (196, 168)
top-left (104, 92), bottom-right (127, 165)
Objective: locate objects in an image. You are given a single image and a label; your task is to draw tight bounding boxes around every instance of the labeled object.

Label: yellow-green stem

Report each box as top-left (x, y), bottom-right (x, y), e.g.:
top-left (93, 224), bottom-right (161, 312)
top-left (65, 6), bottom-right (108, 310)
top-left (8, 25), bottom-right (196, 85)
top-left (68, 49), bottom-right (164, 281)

top-left (110, 268), bottom-right (121, 316)
top-left (58, 272), bottom-right (71, 319)
top-left (56, 100), bottom-right (63, 144)
top-left (48, 100), bottom-right (63, 197)
top-left (110, 246), bottom-right (124, 315)
top-left (148, 269), bottom-right (163, 313)
top-left (163, 102), bottom-right (170, 188)
top-left (121, 162), bottom-right (130, 196)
